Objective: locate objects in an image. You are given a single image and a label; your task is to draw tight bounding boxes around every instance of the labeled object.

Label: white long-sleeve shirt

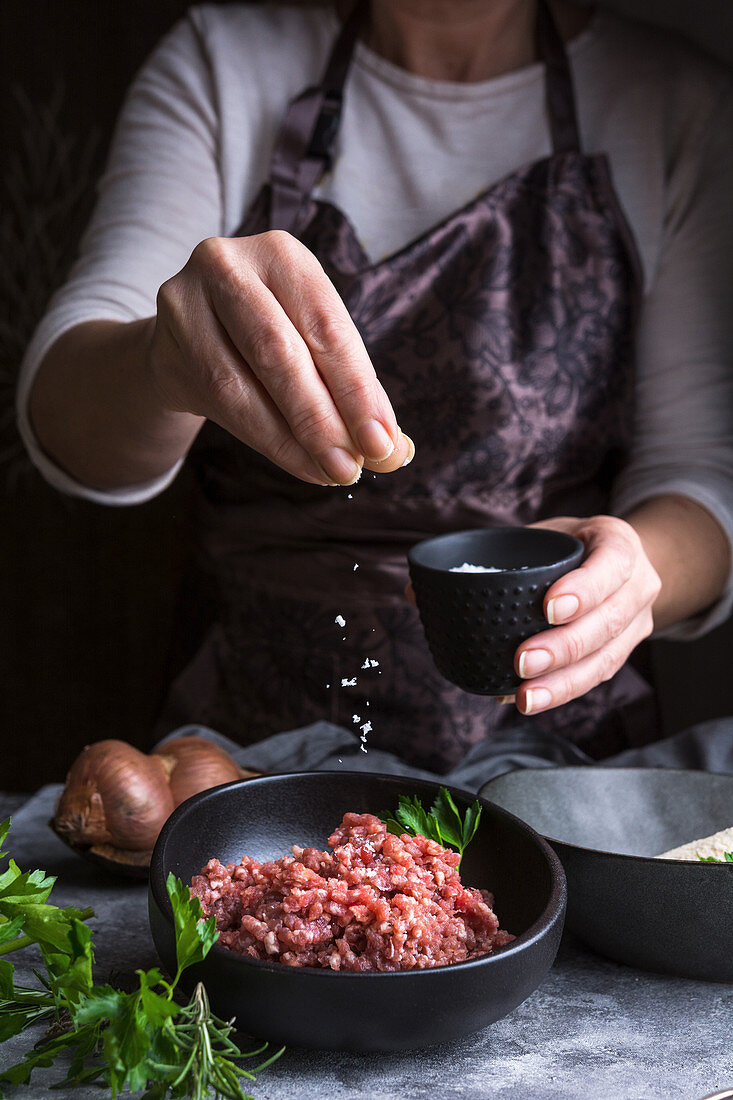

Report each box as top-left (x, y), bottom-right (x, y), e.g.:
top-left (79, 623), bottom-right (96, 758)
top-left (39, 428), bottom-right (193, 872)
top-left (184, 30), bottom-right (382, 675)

top-left (16, 3), bottom-right (733, 637)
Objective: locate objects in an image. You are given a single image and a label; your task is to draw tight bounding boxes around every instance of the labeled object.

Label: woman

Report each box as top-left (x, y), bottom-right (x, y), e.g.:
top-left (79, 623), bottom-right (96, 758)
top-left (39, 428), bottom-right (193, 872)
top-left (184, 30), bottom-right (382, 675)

top-left (18, 0), bottom-right (733, 771)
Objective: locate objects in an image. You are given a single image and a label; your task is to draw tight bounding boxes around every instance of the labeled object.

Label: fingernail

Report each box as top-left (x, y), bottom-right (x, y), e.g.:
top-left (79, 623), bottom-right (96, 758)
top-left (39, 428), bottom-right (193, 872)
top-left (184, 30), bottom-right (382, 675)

top-left (547, 594), bottom-right (579, 625)
top-left (518, 649), bottom-right (552, 678)
top-left (320, 448), bottom-right (361, 485)
top-left (401, 434), bottom-right (415, 467)
top-left (312, 464), bottom-right (340, 487)
top-left (357, 420), bottom-right (395, 462)
top-left (309, 458), bottom-right (339, 486)
top-left (522, 687), bottom-right (552, 714)
top-left (496, 695), bottom-right (516, 705)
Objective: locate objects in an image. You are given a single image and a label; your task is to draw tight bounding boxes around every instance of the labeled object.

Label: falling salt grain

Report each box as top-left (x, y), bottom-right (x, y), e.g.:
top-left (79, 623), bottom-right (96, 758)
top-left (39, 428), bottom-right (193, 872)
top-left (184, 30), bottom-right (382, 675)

top-left (347, 493), bottom-right (353, 499)
top-left (360, 721), bottom-right (372, 736)
top-left (360, 657), bottom-right (379, 669)
top-left (341, 677), bottom-right (357, 687)
top-left (352, 715), bottom-right (361, 723)
top-left (353, 563), bottom-right (359, 571)
top-left (334, 614), bottom-right (346, 628)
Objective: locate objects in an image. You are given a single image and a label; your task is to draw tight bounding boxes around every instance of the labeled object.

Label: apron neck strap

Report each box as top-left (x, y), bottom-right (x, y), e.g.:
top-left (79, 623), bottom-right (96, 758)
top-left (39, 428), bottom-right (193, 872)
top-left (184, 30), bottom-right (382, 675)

top-left (536, 0), bottom-right (582, 155)
top-left (267, 0), bottom-right (581, 233)
top-left (268, 0), bottom-right (367, 234)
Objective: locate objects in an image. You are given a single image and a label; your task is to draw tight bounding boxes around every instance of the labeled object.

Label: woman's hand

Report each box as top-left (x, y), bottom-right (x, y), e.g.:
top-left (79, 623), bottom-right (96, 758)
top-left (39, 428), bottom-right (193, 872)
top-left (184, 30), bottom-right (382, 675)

top-left (507, 515), bottom-right (662, 715)
top-left (148, 231), bottom-right (413, 485)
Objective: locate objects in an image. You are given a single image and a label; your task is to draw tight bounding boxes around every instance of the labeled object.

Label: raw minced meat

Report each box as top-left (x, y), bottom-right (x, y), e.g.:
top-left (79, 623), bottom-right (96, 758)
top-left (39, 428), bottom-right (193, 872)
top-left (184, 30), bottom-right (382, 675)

top-left (190, 812), bottom-right (514, 971)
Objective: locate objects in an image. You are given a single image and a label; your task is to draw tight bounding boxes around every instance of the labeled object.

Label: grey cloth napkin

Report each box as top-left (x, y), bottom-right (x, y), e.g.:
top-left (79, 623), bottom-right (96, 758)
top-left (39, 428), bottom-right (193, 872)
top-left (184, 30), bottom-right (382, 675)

top-left (157, 715), bottom-right (733, 792)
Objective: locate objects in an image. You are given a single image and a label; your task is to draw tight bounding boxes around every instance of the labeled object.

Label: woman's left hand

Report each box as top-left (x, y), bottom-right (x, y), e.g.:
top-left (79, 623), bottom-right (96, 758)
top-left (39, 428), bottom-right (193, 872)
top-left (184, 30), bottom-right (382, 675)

top-left (508, 515), bottom-right (662, 715)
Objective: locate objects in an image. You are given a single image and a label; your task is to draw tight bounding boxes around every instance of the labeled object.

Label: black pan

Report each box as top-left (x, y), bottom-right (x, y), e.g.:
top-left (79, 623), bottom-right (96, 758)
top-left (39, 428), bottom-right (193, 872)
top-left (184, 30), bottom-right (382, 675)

top-left (480, 767), bottom-right (733, 981)
top-left (148, 771), bottom-right (566, 1051)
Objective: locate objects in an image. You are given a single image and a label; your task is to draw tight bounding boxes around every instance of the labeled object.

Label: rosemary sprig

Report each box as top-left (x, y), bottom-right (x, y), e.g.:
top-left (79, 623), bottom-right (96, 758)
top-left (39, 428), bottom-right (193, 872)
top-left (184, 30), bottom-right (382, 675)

top-left (0, 979), bottom-right (59, 1040)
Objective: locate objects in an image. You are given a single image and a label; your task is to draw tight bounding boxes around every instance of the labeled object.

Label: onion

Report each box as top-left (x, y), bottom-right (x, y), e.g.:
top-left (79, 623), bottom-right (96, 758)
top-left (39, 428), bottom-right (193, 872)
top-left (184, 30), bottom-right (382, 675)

top-left (52, 740), bottom-right (175, 851)
top-left (153, 736), bottom-right (243, 806)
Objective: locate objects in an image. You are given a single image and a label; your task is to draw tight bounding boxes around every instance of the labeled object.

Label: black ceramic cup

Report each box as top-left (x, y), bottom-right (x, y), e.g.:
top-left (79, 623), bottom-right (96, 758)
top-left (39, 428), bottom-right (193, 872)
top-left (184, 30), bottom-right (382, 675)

top-left (408, 527), bottom-right (584, 696)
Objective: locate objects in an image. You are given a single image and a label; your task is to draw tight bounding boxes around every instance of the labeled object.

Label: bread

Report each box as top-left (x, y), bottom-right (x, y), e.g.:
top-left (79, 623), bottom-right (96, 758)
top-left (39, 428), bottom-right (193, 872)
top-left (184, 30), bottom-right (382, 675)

top-left (657, 825), bottom-right (733, 862)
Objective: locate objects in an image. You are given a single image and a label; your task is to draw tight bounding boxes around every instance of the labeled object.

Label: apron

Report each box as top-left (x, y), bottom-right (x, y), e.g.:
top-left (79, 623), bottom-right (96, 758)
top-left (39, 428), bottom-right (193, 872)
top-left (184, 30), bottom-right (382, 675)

top-left (162, 0), bottom-right (658, 773)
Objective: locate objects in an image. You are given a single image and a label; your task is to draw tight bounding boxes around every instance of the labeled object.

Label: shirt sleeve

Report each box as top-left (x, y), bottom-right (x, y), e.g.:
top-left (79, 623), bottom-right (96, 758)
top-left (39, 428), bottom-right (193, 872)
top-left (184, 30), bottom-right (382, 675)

top-left (16, 11), bottom-right (222, 506)
top-left (612, 79), bottom-right (733, 639)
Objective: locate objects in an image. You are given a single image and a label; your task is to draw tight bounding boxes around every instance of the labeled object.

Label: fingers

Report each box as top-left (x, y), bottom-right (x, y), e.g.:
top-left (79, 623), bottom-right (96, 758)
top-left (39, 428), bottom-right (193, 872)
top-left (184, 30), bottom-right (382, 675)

top-left (521, 565), bottom-right (659, 675)
top-left (513, 612), bottom-right (653, 715)
top-left (159, 233), bottom-right (414, 485)
top-left (212, 272), bottom-right (365, 485)
top-left (539, 516), bottom-right (641, 625)
top-left (245, 232), bottom-right (413, 473)
top-left (510, 515), bottom-right (662, 715)
top-left (206, 354), bottom-right (335, 487)
top-left (154, 281), bottom-right (334, 484)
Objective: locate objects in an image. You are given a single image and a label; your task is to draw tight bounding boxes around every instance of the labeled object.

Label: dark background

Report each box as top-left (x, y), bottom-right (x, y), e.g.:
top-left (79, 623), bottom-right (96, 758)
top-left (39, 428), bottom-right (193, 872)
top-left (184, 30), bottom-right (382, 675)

top-left (1, 1), bottom-right (731, 790)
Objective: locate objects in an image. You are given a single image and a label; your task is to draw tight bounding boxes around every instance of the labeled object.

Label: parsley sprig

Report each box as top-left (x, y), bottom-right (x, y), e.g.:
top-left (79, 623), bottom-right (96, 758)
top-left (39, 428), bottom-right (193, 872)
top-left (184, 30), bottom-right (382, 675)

top-left (0, 817), bottom-right (282, 1098)
top-left (698, 850), bottom-right (733, 863)
top-left (382, 787), bottom-right (482, 865)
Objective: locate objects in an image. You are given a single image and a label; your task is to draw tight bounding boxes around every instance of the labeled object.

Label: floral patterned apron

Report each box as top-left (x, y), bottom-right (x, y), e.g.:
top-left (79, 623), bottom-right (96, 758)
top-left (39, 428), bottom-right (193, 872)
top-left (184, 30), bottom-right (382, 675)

top-left (162, 0), bottom-right (658, 772)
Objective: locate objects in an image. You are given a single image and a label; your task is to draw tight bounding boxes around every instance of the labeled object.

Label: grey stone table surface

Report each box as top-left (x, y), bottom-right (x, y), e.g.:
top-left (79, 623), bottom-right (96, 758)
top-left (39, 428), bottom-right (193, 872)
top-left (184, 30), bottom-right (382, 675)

top-left (1, 787), bottom-right (731, 1100)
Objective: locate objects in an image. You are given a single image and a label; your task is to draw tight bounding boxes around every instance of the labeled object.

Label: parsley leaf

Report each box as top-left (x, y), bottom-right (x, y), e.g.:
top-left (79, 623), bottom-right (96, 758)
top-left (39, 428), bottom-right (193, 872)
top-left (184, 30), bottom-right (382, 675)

top-left (0, 818), bottom-right (282, 1099)
top-left (40, 915), bottom-right (94, 1008)
top-left (392, 795), bottom-right (441, 844)
top-left (383, 787), bottom-right (482, 865)
top-left (167, 872), bottom-right (218, 978)
top-left (697, 849), bottom-right (733, 863)
top-left (428, 788), bottom-right (464, 850)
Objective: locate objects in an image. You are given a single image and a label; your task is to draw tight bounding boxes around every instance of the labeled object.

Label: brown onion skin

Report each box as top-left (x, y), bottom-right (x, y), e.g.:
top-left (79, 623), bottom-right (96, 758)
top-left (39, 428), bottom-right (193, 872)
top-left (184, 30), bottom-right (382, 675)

top-left (154, 736), bottom-right (242, 806)
top-left (53, 740), bottom-right (175, 851)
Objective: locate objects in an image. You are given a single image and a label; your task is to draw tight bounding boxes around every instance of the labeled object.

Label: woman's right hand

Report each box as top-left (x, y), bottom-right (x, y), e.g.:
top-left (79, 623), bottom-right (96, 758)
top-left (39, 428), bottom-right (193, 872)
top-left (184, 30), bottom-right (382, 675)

top-left (147, 231), bottom-right (414, 485)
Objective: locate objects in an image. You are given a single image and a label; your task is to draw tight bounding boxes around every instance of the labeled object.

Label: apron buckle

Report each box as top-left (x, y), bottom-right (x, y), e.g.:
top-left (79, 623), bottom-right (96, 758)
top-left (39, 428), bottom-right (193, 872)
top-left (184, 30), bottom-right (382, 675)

top-left (306, 93), bottom-right (343, 168)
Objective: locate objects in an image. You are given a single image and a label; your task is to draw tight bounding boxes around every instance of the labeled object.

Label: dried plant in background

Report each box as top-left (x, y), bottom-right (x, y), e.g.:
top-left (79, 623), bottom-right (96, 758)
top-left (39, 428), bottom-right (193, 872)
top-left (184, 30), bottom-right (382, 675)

top-left (0, 82), bottom-right (100, 486)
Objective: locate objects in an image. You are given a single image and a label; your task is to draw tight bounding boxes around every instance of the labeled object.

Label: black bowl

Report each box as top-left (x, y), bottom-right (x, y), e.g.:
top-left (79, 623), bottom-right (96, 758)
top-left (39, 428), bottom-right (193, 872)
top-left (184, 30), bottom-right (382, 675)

top-left (480, 767), bottom-right (733, 981)
top-left (148, 772), bottom-right (566, 1051)
top-left (408, 527), bottom-right (584, 695)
